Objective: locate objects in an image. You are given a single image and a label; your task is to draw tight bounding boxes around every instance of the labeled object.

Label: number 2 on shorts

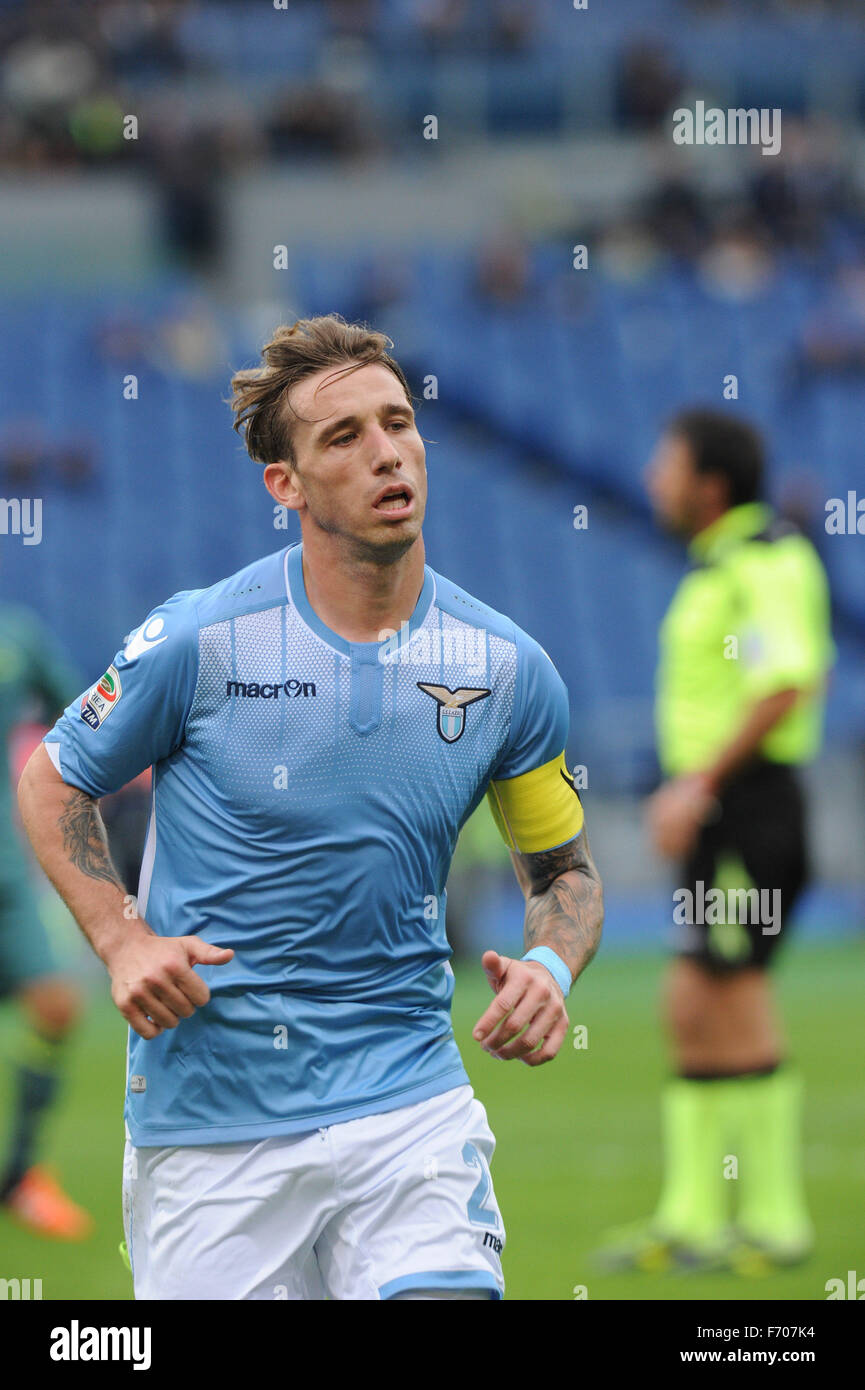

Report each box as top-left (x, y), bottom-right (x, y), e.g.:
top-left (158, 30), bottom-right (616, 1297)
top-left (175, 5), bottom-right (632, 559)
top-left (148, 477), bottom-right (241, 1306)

top-left (461, 1140), bottom-right (498, 1228)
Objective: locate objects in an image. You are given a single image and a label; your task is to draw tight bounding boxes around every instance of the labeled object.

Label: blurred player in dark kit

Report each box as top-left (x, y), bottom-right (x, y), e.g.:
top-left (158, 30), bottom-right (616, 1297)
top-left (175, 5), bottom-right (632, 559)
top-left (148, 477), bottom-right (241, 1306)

top-left (0, 599), bottom-right (91, 1238)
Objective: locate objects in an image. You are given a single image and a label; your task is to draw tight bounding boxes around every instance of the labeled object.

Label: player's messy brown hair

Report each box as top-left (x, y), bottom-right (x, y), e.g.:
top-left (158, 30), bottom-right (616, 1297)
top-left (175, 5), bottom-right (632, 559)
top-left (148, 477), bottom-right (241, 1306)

top-left (229, 314), bottom-right (413, 467)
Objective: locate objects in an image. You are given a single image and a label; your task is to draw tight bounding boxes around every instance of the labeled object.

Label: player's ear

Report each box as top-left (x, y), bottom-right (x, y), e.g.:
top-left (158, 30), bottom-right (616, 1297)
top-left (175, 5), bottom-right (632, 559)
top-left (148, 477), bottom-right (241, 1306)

top-left (263, 460), bottom-right (304, 512)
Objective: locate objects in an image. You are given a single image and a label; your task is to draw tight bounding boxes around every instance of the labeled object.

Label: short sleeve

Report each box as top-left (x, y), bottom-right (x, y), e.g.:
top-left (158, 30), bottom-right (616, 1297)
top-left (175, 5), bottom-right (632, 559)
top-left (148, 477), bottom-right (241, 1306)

top-left (43, 592), bottom-right (199, 798)
top-left (485, 631), bottom-right (583, 854)
top-left (493, 630), bottom-right (570, 781)
top-left (734, 541), bottom-right (833, 701)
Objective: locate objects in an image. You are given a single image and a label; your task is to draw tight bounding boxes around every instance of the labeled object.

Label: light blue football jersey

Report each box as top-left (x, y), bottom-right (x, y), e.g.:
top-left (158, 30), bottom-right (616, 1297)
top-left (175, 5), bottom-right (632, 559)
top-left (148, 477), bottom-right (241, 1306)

top-left (45, 543), bottom-right (571, 1145)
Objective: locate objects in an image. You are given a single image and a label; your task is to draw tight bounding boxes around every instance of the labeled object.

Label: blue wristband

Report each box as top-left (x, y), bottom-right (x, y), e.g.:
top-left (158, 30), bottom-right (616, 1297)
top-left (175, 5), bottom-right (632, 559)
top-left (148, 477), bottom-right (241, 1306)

top-left (521, 947), bottom-right (572, 998)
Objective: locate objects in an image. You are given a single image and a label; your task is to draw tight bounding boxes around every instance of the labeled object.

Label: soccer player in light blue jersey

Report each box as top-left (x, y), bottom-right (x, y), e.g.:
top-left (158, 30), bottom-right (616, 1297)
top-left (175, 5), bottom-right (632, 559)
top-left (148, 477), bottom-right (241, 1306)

top-left (18, 315), bottom-right (603, 1300)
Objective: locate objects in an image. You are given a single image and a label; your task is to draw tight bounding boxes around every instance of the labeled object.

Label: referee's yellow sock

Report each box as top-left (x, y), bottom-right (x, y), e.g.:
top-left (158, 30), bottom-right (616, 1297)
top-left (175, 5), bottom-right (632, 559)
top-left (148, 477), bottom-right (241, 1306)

top-left (652, 1077), bottom-right (728, 1250)
top-left (721, 1065), bottom-right (813, 1255)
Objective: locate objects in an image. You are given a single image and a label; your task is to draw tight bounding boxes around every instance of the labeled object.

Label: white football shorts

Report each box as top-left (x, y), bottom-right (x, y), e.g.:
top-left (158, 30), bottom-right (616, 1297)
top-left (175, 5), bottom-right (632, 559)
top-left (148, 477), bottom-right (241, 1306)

top-left (122, 1083), bottom-right (505, 1300)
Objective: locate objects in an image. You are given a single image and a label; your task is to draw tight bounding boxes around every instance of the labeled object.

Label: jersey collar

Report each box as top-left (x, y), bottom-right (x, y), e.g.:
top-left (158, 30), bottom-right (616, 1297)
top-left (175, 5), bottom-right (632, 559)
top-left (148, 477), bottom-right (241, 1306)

top-left (688, 501), bottom-right (772, 565)
top-left (283, 542), bottom-right (436, 658)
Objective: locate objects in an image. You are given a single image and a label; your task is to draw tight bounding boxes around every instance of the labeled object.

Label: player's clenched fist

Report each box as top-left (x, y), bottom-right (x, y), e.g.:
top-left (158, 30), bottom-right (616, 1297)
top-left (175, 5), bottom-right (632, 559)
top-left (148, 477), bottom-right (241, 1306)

top-left (472, 950), bottom-right (569, 1066)
top-left (104, 931), bottom-right (234, 1039)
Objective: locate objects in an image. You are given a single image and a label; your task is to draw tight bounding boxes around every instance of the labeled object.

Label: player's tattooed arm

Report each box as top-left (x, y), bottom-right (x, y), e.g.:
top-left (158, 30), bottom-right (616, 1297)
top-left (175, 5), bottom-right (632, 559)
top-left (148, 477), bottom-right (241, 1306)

top-left (57, 788), bottom-right (125, 890)
top-left (512, 829), bottom-right (603, 985)
top-left (19, 745), bottom-right (233, 1037)
top-left (472, 831), bottom-right (602, 1064)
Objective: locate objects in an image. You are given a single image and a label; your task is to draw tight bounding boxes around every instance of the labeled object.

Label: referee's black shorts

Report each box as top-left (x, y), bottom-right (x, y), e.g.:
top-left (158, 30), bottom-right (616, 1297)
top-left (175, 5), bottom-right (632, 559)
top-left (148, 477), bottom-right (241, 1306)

top-left (673, 759), bottom-right (809, 974)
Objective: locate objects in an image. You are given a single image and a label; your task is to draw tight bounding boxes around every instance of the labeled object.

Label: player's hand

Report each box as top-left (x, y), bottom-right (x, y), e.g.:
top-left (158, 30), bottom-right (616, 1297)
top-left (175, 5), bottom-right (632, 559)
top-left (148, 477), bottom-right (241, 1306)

top-left (472, 950), bottom-right (569, 1066)
top-left (104, 931), bottom-right (234, 1040)
top-left (646, 775), bottom-right (717, 860)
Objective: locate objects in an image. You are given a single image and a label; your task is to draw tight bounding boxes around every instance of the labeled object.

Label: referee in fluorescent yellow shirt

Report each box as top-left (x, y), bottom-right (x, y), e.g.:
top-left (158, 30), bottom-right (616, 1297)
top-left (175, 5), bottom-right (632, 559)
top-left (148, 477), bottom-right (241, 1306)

top-left (601, 408), bottom-right (833, 1274)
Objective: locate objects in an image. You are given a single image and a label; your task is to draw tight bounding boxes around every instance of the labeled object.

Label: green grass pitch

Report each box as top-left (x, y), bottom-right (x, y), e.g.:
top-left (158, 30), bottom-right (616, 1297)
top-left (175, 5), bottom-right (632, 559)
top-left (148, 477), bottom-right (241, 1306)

top-left (0, 939), bottom-right (862, 1301)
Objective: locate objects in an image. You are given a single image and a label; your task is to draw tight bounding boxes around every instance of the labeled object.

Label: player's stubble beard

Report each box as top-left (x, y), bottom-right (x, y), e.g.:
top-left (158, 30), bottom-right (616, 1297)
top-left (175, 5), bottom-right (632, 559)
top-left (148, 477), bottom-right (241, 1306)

top-left (297, 455), bottom-right (428, 569)
top-left (303, 486), bottom-right (426, 570)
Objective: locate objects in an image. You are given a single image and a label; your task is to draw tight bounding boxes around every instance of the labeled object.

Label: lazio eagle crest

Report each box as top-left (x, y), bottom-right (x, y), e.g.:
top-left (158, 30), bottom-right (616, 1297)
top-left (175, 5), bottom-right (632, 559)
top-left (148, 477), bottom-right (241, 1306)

top-left (416, 683), bottom-right (491, 743)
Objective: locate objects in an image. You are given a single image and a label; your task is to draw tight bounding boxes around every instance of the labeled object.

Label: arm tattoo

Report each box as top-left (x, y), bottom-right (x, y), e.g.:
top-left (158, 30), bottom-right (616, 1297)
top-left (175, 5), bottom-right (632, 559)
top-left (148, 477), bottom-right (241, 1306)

top-left (513, 830), bottom-right (603, 983)
top-left (58, 789), bottom-right (124, 889)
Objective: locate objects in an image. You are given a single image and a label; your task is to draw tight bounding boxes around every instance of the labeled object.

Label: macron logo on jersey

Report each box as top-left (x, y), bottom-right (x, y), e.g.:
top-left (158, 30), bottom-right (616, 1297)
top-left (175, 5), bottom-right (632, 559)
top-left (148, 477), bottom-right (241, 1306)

top-left (226, 679), bottom-right (317, 700)
top-left (124, 617), bottom-right (168, 662)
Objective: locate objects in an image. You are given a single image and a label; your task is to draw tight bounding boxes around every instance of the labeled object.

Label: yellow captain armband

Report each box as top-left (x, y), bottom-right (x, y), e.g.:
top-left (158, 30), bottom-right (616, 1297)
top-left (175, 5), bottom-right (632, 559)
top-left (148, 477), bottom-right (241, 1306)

top-left (486, 751), bottom-right (584, 854)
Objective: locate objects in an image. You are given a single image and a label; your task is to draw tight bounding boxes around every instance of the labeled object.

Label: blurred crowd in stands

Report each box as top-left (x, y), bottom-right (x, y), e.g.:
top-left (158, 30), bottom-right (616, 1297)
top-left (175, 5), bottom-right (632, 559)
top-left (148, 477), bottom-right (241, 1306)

top-left (3, 0), bottom-right (865, 173)
top-left (3, 0), bottom-right (865, 375)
